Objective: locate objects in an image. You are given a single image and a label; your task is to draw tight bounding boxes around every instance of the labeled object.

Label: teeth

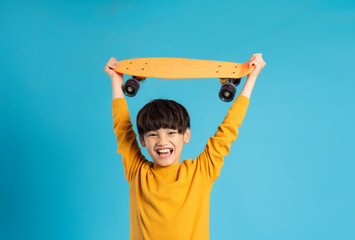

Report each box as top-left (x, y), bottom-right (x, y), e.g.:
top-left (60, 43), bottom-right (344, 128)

top-left (157, 149), bottom-right (170, 153)
top-left (157, 149), bottom-right (172, 154)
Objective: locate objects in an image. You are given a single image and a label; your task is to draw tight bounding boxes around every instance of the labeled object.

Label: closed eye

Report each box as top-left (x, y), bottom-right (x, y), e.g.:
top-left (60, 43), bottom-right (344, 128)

top-left (169, 131), bottom-right (177, 135)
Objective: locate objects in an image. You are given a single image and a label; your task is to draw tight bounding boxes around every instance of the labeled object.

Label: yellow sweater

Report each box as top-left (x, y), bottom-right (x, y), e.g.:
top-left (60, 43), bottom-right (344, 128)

top-left (112, 95), bottom-right (250, 240)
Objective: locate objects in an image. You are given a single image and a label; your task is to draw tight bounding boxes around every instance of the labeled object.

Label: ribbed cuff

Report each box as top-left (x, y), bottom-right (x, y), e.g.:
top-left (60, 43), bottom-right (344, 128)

top-left (112, 97), bottom-right (126, 108)
top-left (235, 94), bottom-right (250, 107)
top-left (226, 94), bottom-right (250, 122)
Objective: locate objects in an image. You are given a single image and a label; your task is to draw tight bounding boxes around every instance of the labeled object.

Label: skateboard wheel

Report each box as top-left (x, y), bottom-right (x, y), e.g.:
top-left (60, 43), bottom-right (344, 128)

top-left (232, 78), bottom-right (242, 86)
top-left (123, 78), bottom-right (140, 97)
top-left (219, 83), bottom-right (236, 102)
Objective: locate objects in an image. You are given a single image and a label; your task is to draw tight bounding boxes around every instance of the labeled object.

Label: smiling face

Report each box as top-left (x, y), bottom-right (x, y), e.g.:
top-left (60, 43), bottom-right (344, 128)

top-left (140, 128), bottom-right (191, 167)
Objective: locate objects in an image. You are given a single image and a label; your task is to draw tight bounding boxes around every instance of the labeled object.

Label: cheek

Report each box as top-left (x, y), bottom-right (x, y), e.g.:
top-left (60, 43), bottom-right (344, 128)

top-left (146, 140), bottom-right (157, 151)
top-left (174, 137), bottom-right (185, 148)
top-left (145, 141), bottom-right (152, 149)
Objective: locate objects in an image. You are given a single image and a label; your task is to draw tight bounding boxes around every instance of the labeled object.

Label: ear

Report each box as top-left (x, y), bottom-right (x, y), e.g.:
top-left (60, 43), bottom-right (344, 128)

top-left (183, 128), bottom-right (191, 143)
top-left (139, 136), bottom-right (146, 147)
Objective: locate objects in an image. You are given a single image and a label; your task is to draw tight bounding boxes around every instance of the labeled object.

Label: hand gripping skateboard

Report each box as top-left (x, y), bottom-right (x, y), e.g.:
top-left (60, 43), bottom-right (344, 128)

top-left (113, 57), bottom-right (254, 102)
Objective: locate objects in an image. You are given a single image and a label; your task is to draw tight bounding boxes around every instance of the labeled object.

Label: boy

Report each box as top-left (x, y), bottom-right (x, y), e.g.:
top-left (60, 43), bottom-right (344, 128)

top-left (104, 54), bottom-right (266, 240)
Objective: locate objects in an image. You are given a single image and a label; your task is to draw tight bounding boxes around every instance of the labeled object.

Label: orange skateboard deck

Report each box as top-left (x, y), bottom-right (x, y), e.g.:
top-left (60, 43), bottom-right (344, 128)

top-left (113, 57), bottom-right (254, 102)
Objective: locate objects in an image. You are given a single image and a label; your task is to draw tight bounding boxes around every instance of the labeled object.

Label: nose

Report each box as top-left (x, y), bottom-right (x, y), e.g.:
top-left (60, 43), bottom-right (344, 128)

top-left (157, 134), bottom-right (169, 146)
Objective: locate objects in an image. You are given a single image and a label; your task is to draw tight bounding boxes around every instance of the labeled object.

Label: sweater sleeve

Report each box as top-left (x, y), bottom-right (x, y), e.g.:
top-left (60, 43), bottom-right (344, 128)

top-left (112, 98), bottom-right (147, 183)
top-left (196, 94), bottom-right (250, 182)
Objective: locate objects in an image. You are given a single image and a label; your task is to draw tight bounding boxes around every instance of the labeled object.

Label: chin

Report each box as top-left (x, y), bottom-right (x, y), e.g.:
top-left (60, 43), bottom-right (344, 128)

top-left (155, 158), bottom-right (176, 167)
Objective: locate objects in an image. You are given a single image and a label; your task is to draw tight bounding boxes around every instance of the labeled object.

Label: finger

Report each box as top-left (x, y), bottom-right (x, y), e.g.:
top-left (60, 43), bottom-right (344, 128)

top-left (252, 56), bottom-right (263, 64)
top-left (249, 59), bottom-right (261, 68)
top-left (105, 64), bottom-right (117, 72)
top-left (108, 61), bottom-right (119, 69)
top-left (105, 63), bottom-right (113, 70)
top-left (253, 57), bottom-right (264, 64)
top-left (249, 60), bottom-right (257, 67)
top-left (250, 54), bottom-right (261, 61)
top-left (108, 58), bottom-right (119, 65)
top-left (254, 58), bottom-right (262, 63)
top-left (108, 59), bottom-right (117, 66)
top-left (251, 53), bottom-right (262, 60)
top-left (104, 63), bottom-right (111, 70)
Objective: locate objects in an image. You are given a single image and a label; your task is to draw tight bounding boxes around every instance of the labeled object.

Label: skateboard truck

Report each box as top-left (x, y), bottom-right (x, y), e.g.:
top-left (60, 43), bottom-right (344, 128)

top-left (123, 76), bottom-right (242, 101)
top-left (219, 78), bottom-right (242, 102)
top-left (122, 76), bottom-right (146, 97)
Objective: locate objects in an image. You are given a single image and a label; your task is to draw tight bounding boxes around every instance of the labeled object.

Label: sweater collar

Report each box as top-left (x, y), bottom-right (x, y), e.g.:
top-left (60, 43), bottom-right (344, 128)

top-left (152, 163), bottom-right (181, 171)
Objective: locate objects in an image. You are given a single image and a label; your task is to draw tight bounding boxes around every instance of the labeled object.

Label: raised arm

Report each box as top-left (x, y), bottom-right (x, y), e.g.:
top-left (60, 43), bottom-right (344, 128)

top-left (196, 95), bottom-right (249, 181)
top-left (104, 57), bottom-right (125, 100)
top-left (197, 53), bottom-right (266, 181)
top-left (105, 57), bottom-right (147, 183)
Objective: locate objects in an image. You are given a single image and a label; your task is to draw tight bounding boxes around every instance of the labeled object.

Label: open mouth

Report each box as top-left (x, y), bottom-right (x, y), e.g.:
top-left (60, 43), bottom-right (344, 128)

top-left (156, 148), bottom-right (173, 158)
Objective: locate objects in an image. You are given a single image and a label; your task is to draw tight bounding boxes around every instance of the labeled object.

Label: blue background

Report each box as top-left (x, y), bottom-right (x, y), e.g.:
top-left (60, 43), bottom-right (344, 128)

top-left (1, 0), bottom-right (354, 239)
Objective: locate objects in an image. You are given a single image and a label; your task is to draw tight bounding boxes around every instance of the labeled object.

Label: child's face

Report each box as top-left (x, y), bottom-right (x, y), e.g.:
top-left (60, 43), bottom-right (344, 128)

top-left (140, 128), bottom-right (191, 167)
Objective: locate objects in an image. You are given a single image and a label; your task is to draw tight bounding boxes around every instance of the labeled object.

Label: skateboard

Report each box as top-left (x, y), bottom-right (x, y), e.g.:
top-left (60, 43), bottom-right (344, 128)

top-left (113, 57), bottom-right (254, 102)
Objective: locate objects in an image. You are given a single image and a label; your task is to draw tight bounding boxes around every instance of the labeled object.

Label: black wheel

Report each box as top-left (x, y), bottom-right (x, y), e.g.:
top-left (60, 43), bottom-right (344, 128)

top-left (123, 78), bottom-right (141, 97)
top-left (219, 78), bottom-right (241, 102)
top-left (219, 83), bottom-right (236, 102)
top-left (232, 78), bottom-right (242, 86)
